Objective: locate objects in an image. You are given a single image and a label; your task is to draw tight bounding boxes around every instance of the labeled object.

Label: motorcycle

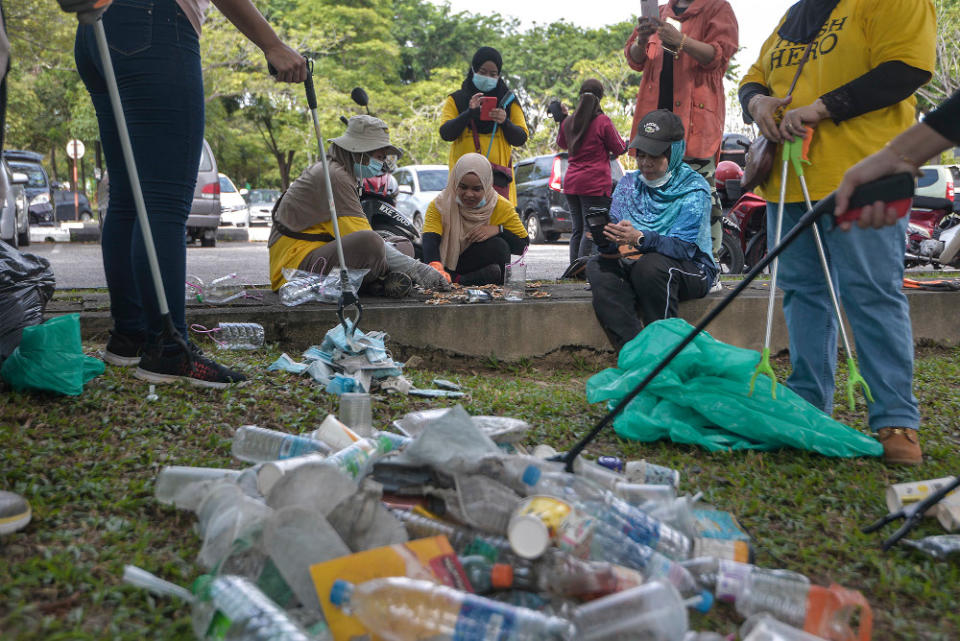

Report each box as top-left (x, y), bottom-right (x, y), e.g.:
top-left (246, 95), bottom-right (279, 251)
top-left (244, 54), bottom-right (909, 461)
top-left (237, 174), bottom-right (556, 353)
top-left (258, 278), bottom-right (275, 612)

top-left (342, 87), bottom-right (423, 259)
top-left (717, 160), bottom-right (763, 273)
top-left (905, 196), bottom-right (960, 269)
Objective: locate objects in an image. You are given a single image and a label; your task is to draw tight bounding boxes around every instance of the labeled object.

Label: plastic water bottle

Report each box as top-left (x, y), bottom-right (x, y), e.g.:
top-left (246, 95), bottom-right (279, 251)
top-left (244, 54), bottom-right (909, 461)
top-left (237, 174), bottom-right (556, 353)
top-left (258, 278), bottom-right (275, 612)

top-left (193, 574), bottom-right (313, 641)
top-left (215, 322), bottom-right (265, 350)
top-left (532, 550), bottom-right (645, 598)
top-left (595, 457), bottom-right (681, 488)
top-left (740, 614), bottom-right (831, 641)
top-left (572, 580), bottom-right (695, 641)
top-left (460, 555), bottom-right (533, 594)
top-left (681, 557), bottom-right (809, 604)
top-left (329, 577), bottom-right (575, 641)
top-left (278, 274), bottom-right (337, 307)
top-left (390, 509), bottom-right (516, 560)
top-left (735, 574), bottom-right (873, 640)
top-left (323, 432), bottom-right (409, 480)
top-left (205, 274), bottom-right (247, 304)
top-left (231, 425), bottom-right (331, 463)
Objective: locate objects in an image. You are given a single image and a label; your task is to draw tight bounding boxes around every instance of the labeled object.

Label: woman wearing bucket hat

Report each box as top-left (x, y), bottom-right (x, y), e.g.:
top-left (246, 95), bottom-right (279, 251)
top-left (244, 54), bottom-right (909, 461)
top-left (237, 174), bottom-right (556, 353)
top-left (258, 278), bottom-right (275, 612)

top-left (586, 110), bottom-right (715, 349)
top-left (268, 115), bottom-right (450, 295)
top-left (439, 46), bottom-right (528, 205)
top-left (421, 153), bottom-right (529, 286)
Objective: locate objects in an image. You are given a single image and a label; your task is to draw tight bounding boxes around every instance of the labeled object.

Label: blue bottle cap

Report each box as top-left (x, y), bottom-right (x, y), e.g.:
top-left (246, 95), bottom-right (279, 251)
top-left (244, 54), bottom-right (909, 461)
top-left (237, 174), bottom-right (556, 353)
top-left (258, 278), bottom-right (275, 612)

top-left (521, 465), bottom-right (541, 487)
top-left (694, 589), bottom-right (714, 613)
top-left (329, 579), bottom-right (354, 607)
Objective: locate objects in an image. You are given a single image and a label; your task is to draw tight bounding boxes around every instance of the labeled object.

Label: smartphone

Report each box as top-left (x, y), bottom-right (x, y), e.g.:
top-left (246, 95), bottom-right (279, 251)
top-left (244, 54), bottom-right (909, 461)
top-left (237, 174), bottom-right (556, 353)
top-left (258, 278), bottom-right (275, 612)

top-left (640, 0), bottom-right (658, 20)
top-left (480, 97), bottom-right (497, 121)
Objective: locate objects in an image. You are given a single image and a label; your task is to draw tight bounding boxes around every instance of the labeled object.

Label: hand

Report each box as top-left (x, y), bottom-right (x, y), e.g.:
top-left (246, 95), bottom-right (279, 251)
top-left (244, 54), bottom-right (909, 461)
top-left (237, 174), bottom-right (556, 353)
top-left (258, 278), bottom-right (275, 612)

top-left (834, 147), bottom-right (919, 231)
top-left (264, 43), bottom-right (308, 83)
top-left (602, 220), bottom-right (643, 246)
top-left (637, 17), bottom-right (659, 39)
top-left (57, 0), bottom-right (112, 24)
top-left (778, 99), bottom-right (830, 142)
top-left (487, 108), bottom-right (507, 124)
top-left (657, 20), bottom-right (682, 47)
top-left (749, 94), bottom-right (792, 142)
top-left (468, 93), bottom-right (484, 110)
top-left (428, 261), bottom-right (452, 283)
top-left (465, 225), bottom-right (499, 243)
top-left (560, 103), bottom-right (569, 116)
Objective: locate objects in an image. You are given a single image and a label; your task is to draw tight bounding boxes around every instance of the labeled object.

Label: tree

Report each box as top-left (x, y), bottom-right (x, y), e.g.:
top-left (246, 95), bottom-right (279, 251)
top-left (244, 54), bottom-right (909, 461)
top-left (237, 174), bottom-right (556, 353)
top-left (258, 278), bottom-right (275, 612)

top-left (916, 0), bottom-right (960, 111)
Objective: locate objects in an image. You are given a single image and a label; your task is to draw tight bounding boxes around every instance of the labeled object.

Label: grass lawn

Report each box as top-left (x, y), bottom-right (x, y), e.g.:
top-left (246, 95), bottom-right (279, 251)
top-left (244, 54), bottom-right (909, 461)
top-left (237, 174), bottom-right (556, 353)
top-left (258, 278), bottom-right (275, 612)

top-left (1, 338), bottom-right (959, 640)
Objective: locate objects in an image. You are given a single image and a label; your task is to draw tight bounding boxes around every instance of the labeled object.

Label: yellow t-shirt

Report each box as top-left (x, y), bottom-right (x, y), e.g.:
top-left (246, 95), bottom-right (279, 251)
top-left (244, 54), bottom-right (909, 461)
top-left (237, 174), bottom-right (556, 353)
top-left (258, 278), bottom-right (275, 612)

top-left (740, 0), bottom-right (936, 202)
top-left (423, 195), bottom-right (527, 269)
top-left (440, 95), bottom-right (528, 205)
top-left (268, 215), bottom-right (373, 291)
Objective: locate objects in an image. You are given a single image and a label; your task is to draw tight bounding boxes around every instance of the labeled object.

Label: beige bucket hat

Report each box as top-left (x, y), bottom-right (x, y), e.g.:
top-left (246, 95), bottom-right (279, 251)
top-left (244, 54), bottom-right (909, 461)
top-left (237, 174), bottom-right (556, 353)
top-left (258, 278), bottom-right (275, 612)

top-left (328, 115), bottom-right (403, 158)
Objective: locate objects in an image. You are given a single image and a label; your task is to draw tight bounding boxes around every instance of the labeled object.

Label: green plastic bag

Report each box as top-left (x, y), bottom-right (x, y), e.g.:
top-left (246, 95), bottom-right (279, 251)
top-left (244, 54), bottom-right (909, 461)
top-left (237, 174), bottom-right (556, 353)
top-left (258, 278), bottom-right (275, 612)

top-left (585, 318), bottom-right (883, 458)
top-left (0, 313), bottom-right (105, 396)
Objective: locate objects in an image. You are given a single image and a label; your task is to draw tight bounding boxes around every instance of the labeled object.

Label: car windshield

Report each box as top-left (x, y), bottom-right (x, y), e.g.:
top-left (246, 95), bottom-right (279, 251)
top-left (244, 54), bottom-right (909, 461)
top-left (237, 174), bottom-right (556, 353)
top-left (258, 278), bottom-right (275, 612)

top-left (417, 170), bottom-right (448, 192)
top-left (219, 176), bottom-right (237, 193)
top-left (8, 162), bottom-right (47, 189)
top-left (248, 189), bottom-right (280, 204)
top-left (916, 169), bottom-right (938, 188)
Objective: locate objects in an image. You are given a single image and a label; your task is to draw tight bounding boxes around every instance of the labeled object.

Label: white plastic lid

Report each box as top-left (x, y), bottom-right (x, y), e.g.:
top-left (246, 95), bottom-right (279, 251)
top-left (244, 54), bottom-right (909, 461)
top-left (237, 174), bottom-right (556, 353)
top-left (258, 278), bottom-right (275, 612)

top-left (507, 515), bottom-right (550, 559)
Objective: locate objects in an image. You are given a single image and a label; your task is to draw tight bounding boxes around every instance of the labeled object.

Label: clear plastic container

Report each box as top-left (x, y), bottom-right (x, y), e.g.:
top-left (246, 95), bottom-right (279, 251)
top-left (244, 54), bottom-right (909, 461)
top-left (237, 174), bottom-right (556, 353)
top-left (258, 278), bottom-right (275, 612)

top-left (257, 453), bottom-right (327, 496)
top-left (740, 613), bottom-right (831, 641)
top-left (278, 274), bottom-right (337, 307)
top-left (338, 392), bottom-right (373, 437)
top-left (194, 574), bottom-right (314, 641)
top-left (215, 322), bottom-right (264, 350)
top-left (231, 425), bottom-right (331, 463)
top-left (205, 273), bottom-right (247, 304)
top-left (154, 465), bottom-right (242, 506)
top-left (329, 576), bottom-right (575, 641)
top-left (503, 262), bottom-right (526, 302)
top-left (572, 580), bottom-right (690, 641)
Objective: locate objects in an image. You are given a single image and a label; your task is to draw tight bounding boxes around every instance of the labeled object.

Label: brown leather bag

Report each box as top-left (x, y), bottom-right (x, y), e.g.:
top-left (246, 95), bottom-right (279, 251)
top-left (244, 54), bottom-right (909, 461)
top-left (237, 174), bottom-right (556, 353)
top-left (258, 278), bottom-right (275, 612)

top-left (740, 41), bottom-right (815, 192)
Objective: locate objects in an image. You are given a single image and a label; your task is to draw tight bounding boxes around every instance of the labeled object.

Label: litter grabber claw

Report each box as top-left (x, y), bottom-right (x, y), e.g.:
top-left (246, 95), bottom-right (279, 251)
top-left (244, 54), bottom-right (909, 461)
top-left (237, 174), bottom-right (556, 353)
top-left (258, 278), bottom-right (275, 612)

top-left (862, 475), bottom-right (960, 551)
top-left (845, 356), bottom-right (873, 411)
top-left (558, 173), bottom-right (916, 472)
top-left (748, 347), bottom-right (777, 399)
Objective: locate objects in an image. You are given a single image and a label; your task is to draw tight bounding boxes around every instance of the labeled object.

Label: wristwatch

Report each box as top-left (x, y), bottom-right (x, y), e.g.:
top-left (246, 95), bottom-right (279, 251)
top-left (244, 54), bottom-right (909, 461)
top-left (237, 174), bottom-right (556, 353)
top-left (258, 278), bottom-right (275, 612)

top-left (634, 231), bottom-right (644, 250)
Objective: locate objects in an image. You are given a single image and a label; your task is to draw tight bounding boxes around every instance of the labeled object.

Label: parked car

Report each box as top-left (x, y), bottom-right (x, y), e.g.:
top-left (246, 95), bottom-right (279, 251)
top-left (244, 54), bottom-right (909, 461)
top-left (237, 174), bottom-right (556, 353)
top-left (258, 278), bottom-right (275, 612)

top-left (3, 150), bottom-right (54, 225)
top-left (53, 190), bottom-right (95, 222)
top-left (189, 139), bottom-right (221, 246)
top-left (719, 132), bottom-right (751, 168)
top-left (514, 152), bottom-right (625, 244)
top-left (0, 160), bottom-right (30, 248)
top-left (245, 188), bottom-right (281, 225)
top-left (218, 173), bottom-right (249, 227)
top-left (394, 165), bottom-right (448, 230)
top-left (916, 164), bottom-right (958, 211)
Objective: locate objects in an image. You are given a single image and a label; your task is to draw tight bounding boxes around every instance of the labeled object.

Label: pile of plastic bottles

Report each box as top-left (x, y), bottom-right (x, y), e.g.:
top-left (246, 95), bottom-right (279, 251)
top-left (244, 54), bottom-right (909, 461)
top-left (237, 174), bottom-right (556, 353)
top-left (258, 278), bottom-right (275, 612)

top-left (127, 406), bottom-right (874, 641)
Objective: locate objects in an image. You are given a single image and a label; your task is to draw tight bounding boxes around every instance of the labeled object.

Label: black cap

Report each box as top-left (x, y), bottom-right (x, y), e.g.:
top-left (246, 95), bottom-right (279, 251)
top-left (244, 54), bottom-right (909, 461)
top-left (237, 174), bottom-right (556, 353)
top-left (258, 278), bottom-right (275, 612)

top-left (628, 109), bottom-right (685, 156)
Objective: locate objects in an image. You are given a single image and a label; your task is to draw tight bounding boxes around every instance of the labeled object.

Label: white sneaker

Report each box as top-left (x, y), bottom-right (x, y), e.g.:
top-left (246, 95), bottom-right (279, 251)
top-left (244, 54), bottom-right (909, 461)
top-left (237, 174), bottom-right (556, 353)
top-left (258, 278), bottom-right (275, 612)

top-left (709, 280), bottom-right (724, 293)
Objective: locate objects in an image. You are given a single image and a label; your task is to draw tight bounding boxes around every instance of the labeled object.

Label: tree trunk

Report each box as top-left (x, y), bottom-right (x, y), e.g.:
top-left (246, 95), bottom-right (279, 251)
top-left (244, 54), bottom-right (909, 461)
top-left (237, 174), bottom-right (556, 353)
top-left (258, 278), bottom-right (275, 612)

top-left (278, 150), bottom-right (295, 190)
top-left (50, 146), bottom-right (59, 183)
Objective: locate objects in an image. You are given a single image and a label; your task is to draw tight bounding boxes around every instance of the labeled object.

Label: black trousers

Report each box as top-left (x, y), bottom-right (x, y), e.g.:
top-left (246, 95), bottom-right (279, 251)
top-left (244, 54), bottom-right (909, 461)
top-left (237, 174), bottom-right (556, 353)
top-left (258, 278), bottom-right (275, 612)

top-left (566, 194), bottom-right (612, 264)
top-left (586, 252), bottom-right (710, 349)
top-left (454, 236), bottom-right (511, 284)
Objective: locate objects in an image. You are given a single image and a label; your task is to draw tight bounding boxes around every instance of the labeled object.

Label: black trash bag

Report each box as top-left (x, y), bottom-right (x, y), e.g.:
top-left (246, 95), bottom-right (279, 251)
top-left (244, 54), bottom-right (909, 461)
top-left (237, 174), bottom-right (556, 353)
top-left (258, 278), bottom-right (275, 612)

top-left (0, 240), bottom-right (56, 364)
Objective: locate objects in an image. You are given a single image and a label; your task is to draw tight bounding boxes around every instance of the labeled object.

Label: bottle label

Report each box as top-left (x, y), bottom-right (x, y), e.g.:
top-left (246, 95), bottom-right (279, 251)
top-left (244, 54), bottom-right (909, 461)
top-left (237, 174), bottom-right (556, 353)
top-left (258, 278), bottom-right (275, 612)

top-left (453, 597), bottom-right (517, 640)
top-left (556, 511), bottom-right (597, 559)
top-left (278, 435), bottom-right (323, 460)
top-left (716, 559), bottom-right (750, 603)
top-left (596, 456), bottom-right (624, 472)
top-left (694, 537), bottom-right (750, 563)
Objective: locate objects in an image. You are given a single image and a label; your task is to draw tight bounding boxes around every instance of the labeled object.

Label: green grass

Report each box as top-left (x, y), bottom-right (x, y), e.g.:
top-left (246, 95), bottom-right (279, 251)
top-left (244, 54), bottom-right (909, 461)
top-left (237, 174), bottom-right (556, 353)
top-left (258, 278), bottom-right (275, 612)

top-left (2, 341), bottom-right (959, 640)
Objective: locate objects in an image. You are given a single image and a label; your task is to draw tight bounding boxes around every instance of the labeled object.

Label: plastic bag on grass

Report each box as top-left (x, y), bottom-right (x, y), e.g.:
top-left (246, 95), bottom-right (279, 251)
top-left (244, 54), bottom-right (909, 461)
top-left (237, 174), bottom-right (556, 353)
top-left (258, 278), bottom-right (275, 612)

top-left (585, 318), bottom-right (883, 458)
top-left (0, 313), bottom-right (105, 396)
top-left (0, 242), bottom-right (55, 363)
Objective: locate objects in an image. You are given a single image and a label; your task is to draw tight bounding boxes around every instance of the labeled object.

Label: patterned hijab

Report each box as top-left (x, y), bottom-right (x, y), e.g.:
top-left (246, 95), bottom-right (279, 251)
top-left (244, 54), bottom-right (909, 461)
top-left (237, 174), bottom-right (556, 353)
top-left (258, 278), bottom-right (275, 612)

top-left (434, 153), bottom-right (499, 269)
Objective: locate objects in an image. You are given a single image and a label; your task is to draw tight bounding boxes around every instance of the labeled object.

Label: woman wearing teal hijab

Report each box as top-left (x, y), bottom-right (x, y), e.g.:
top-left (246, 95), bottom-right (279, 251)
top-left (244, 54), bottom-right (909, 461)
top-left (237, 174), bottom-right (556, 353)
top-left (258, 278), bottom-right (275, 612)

top-left (586, 109), bottom-right (717, 349)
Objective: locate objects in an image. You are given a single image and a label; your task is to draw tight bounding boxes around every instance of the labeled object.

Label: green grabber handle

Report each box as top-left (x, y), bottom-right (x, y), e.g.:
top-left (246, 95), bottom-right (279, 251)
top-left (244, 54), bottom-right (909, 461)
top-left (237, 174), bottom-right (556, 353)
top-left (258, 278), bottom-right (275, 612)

top-left (749, 347), bottom-right (777, 398)
top-left (847, 356), bottom-right (874, 410)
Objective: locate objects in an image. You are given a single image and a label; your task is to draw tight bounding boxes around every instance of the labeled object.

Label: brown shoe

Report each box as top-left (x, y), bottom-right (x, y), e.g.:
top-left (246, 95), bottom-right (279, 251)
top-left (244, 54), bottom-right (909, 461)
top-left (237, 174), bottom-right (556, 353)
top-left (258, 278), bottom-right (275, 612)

top-left (877, 427), bottom-right (923, 466)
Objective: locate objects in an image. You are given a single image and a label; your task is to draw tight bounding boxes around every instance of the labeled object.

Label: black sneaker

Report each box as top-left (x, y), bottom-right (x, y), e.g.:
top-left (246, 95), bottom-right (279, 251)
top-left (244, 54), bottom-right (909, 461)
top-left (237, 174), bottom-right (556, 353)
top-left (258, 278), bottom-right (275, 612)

top-left (458, 264), bottom-right (502, 286)
top-left (382, 271), bottom-right (413, 298)
top-left (102, 330), bottom-right (146, 367)
top-left (135, 343), bottom-right (247, 389)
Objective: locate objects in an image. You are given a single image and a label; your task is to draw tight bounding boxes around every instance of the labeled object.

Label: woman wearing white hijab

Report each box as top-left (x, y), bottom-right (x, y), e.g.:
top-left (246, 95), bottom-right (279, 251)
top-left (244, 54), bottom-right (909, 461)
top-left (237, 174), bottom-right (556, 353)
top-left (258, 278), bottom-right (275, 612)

top-left (422, 153), bottom-right (528, 286)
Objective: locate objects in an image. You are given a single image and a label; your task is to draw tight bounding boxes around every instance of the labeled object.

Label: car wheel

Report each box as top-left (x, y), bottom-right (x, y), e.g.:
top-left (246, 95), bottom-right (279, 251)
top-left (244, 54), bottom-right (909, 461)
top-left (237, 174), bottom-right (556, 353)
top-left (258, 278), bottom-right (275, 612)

top-left (718, 228), bottom-right (744, 274)
top-left (80, 211), bottom-right (93, 222)
top-left (201, 234), bottom-right (217, 248)
top-left (413, 211), bottom-right (423, 231)
top-left (545, 231), bottom-right (561, 242)
top-left (18, 228), bottom-right (30, 247)
top-left (525, 213), bottom-right (545, 244)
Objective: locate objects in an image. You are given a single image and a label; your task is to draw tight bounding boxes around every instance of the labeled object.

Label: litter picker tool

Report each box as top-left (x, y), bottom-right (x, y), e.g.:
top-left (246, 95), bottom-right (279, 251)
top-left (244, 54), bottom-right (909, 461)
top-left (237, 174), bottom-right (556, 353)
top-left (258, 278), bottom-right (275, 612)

top-left (862, 475), bottom-right (960, 551)
top-left (789, 133), bottom-right (873, 411)
top-left (271, 57), bottom-right (362, 338)
top-left (557, 173), bottom-right (915, 472)
top-left (93, 19), bottom-right (190, 361)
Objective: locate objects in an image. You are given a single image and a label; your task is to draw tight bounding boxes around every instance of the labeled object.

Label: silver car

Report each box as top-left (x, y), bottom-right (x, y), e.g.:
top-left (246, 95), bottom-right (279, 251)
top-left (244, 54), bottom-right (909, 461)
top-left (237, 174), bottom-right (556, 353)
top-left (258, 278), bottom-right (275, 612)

top-left (394, 165), bottom-right (448, 231)
top-left (0, 160), bottom-right (30, 249)
top-left (245, 188), bottom-right (281, 225)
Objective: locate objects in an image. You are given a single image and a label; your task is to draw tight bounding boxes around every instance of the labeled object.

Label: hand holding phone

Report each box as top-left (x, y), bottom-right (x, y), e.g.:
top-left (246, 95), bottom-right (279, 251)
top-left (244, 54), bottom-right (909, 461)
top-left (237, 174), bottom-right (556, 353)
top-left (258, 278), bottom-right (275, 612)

top-left (480, 97), bottom-right (497, 121)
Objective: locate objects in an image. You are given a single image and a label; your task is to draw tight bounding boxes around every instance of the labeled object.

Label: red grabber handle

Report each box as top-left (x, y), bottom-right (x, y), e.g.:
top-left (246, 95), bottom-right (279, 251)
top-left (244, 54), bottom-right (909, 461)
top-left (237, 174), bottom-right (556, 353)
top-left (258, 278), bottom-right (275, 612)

top-left (829, 172), bottom-right (915, 225)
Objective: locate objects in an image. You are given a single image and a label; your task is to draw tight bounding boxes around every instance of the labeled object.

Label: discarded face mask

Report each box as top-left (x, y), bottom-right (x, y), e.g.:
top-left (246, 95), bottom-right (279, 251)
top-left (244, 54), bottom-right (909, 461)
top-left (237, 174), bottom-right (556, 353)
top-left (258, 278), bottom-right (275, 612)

top-left (409, 388), bottom-right (466, 398)
top-left (267, 353), bottom-right (309, 375)
top-left (432, 379), bottom-right (461, 391)
top-left (326, 373), bottom-right (363, 395)
top-left (306, 360), bottom-right (334, 385)
top-left (380, 376), bottom-right (413, 395)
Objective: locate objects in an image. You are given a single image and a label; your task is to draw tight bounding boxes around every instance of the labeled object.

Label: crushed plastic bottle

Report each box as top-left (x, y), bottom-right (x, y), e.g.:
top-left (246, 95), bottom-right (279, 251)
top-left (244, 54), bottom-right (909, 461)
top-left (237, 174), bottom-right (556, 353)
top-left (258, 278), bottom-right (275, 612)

top-left (323, 432), bottom-right (409, 480)
top-left (278, 273), bottom-right (338, 307)
top-left (389, 508), bottom-right (515, 560)
top-left (329, 576), bottom-right (575, 641)
top-left (572, 580), bottom-right (695, 641)
top-left (460, 555), bottom-right (533, 594)
top-left (231, 425), bottom-right (331, 463)
top-left (205, 273), bottom-right (247, 304)
top-left (215, 322), bottom-right (265, 350)
top-left (901, 534), bottom-right (960, 560)
top-left (594, 457), bottom-right (681, 488)
top-left (681, 556), bottom-right (809, 604)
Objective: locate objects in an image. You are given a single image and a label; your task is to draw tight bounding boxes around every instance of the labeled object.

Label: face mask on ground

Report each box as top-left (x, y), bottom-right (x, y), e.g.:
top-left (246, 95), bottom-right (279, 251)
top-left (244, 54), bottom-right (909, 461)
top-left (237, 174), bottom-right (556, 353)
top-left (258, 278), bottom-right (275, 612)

top-left (472, 73), bottom-right (498, 93)
top-left (354, 157), bottom-right (385, 179)
top-left (639, 170), bottom-right (672, 189)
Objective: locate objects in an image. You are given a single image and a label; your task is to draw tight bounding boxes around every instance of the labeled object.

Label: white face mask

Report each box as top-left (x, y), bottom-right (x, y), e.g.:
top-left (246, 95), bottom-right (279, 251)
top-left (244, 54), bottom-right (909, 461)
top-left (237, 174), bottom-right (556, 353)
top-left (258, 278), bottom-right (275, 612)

top-left (639, 171), bottom-right (672, 189)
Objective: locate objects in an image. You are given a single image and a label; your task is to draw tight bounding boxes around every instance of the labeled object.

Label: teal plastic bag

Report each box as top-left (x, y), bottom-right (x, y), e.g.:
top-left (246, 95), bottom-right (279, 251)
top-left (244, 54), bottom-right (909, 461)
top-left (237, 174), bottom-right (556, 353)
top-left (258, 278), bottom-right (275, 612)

top-left (585, 318), bottom-right (882, 458)
top-left (0, 313), bottom-right (105, 396)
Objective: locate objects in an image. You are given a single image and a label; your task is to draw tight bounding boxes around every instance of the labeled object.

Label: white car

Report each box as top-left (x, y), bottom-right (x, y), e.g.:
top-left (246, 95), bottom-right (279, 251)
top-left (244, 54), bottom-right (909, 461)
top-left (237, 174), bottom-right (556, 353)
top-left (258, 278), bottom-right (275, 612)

top-left (916, 165), bottom-right (959, 211)
top-left (394, 165), bottom-right (449, 231)
top-left (245, 188), bottom-right (281, 225)
top-left (218, 173), bottom-right (249, 227)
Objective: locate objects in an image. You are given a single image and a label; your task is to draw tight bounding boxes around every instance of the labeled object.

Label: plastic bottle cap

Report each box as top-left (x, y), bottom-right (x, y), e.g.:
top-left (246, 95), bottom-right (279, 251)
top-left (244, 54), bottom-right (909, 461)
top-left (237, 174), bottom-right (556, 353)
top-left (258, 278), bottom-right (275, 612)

top-left (694, 589), bottom-right (714, 613)
top-left (490, 564), bottom-right (514, 589)
top-left (521, 465), bottom-right (542, 487)
top-left (507, 514), bottom-right (550, 559)
top-left (329, 579), bottom-right (354, 607)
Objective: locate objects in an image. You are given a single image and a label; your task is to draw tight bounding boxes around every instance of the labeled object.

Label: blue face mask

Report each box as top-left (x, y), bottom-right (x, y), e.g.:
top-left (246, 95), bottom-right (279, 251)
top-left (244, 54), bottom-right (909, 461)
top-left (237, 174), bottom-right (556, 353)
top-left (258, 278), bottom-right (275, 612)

top-left (456, 195), bottom-right (487, 209)
top-left (472, 73), bottom-right (498, 93)
top-left (354, 157), bottom-right (385, 179)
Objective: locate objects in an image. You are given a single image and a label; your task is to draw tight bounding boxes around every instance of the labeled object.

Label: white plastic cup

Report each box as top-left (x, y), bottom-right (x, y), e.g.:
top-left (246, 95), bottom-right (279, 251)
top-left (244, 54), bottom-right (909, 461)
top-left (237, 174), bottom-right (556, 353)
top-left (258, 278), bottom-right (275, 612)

top-left (257, 452), bottom-right (328, 497)
top-left (339, 393), bottom-right (373, 437)
top-left (309, 414), bottom-right (362, 451)
top-left (154, 466), bottom-right (242, 505)
top-left (503, 262), bottom-right (526, 302)
top-left (885, 477), bottom-right (957, 513)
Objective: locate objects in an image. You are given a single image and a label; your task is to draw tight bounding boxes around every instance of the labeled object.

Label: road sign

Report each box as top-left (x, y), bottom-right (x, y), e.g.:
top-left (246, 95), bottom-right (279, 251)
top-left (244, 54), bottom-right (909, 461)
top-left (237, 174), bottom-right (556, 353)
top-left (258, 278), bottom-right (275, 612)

top-left (66, 139), bottom-right (86, 160)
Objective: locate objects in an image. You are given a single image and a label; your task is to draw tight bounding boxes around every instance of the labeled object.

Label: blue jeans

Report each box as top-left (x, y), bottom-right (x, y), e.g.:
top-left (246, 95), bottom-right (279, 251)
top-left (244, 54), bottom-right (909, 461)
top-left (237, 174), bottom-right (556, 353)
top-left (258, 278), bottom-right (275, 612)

top-left (75, 0), bottom-right (203, 347)
top-left (766, 202), bottom-right (918, 431)
top-left (566, 194), bottom-right (611, 263)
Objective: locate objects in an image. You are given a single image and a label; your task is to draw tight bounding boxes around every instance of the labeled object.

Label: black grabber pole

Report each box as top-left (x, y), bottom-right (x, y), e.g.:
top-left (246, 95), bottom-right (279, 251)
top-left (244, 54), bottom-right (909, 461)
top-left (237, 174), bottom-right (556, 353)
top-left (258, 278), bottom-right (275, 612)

top-left (558, 173), bottom-right (916, 472)
top-left (93, 19), bottom-right (190, 360)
